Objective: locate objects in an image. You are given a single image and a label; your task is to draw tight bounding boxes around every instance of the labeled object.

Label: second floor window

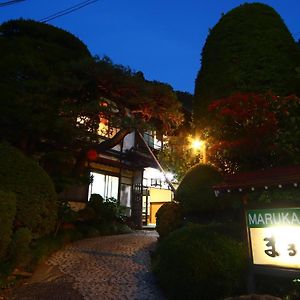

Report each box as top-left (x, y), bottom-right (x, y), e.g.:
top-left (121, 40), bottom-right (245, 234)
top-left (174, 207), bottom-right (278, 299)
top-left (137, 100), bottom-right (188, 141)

top-left (143, 131), bottom-right (162, 150)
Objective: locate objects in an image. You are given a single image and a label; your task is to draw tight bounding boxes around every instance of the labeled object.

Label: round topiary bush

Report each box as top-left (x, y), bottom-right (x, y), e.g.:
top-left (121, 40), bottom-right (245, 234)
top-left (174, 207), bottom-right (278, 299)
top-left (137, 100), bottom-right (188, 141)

top-left (0, 142), bottom-right (58, 238)
top-left (153, 224), bottom-right (247, 300)
top-left (175, 164), bottom-right (222, 217)
top-left (156, 202), bottom-right (182, 238)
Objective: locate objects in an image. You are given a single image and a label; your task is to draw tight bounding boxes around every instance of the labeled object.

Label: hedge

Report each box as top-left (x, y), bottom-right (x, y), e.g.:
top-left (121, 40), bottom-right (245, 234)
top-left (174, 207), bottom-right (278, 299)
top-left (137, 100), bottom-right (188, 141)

top-left (0, 142), bottom-right (57, 238)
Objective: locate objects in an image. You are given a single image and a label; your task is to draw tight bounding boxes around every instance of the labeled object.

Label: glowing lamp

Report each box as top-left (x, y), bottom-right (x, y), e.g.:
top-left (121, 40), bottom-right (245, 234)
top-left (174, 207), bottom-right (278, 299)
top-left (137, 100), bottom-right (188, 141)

top-left (191, 139), bottom-right (204, 150)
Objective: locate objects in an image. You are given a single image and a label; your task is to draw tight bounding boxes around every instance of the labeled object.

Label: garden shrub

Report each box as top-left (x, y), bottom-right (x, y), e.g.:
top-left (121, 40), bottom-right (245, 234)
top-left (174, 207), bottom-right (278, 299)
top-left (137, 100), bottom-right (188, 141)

top-left (88, 193), bottom-right (104, 211)
top-left (0, 190), bottom-right (16, 260)
top-left (9, 227), bottom-right (32, 268)
top-left (0, 142), bottom-right (58, 238)
top-left (175, 164), bottom-right (222, 217)
top-left (155, 202), bottom-right (183, 238)
top-left (101, 197), bottom-right (126, 222)
top-left (79, 194), bottom-right (126, 224)
top-left (153, 224), bottom-right (247, 300)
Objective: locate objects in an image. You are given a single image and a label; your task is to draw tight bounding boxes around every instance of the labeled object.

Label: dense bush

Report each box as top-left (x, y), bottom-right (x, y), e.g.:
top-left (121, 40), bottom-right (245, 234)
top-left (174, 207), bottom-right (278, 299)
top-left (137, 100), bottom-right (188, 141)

top-left (9, 227), bottom-right (32, 268)
top-left (156, 202), bottom-right (182, 238)
top-left (256, 189), bottom-right (300, 204)
top-left (153, 224), bottom-right (247, 300)
top-left (79, 194), bottom-right (126, 224)
top-left (175, 164), bottom-right (222, 217)
top-left (0, 190), bottom-right (16, 260)
top-left (0, 142), bottom-right (58, 238)
top-left (100, 197), bottom-right (126, 222)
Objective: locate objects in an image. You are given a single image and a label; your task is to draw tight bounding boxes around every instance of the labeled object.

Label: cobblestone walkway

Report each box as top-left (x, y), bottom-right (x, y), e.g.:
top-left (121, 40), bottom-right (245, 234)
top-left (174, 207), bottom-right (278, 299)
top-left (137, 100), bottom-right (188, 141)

top-left (8, 231), bottom-right (165, 300)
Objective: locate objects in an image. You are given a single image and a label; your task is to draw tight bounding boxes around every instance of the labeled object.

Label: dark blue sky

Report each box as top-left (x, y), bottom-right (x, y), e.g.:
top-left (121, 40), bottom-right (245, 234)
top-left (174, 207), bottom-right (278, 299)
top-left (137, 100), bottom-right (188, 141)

top-left (1, 0), bottom-right (299, 93)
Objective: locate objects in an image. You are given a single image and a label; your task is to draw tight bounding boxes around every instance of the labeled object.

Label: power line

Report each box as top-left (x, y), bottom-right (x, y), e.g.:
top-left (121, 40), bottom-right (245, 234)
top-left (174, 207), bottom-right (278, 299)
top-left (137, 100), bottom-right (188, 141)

top-left (40, 0), bottom-right (95, 21)
top-left (0, 0), bottom-right (26, 7)
top-left (39, 0), bottom-right (100, 23)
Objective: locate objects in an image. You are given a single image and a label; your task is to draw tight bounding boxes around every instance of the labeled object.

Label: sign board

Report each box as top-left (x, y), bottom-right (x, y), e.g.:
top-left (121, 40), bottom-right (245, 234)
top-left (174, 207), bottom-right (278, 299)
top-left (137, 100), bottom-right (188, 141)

top-left (247, 207), bottom-right (300, 270)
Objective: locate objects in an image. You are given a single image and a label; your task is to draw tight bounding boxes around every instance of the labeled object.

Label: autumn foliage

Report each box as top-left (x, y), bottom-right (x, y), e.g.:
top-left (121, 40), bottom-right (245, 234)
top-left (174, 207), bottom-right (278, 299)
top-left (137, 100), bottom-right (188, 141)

top-left (207, 92), bottom-right (300, 171)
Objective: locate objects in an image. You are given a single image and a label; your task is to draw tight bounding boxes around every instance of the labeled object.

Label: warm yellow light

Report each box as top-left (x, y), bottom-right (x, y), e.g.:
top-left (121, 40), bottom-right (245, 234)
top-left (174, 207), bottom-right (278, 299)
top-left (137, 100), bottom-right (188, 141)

top-left (188, 137), bottom-right (204, 150)
top-left (187, 136), bottom-right (207, 163)
top-left (250, 226), bottom-right (300, 269)
top-left (192, 139), bottom-right (203, 150)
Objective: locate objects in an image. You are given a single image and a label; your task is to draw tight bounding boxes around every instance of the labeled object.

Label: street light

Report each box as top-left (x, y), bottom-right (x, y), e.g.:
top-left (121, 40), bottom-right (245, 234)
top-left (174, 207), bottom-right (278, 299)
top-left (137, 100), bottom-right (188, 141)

top-left (191, 139), bottom-right (204, 151)
top-left (189, 136), bottom-right (207, 163)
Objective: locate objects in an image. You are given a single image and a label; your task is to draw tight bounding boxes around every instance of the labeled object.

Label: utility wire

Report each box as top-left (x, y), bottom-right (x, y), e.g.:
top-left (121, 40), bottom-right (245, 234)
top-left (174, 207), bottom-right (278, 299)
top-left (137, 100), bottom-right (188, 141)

top-left (40, 0), bottom-right (95, 21)
top-left (40, 0), bottom-right (100, 23)
top-left (0, 0), bottom-right (26, 7)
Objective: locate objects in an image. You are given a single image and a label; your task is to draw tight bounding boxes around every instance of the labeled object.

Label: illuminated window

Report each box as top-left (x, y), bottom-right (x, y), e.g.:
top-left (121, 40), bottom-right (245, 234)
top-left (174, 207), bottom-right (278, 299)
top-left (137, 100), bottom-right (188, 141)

top-left (89, 172), bottom-right (119, 200)
top-left (97, 117), bottom-right (119, 138)
top-left (120, 184), bottom-right (131, 208)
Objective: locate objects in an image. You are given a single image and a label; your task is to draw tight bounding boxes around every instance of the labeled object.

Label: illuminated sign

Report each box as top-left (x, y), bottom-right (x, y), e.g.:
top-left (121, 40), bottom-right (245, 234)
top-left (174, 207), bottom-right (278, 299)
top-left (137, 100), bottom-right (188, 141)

top-left (247, 208), bottom-right (300, 270)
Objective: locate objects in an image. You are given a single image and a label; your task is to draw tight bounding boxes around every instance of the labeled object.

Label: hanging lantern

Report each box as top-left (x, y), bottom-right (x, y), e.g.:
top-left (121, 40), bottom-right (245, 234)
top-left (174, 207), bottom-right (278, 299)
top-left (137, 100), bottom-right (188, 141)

top-left (87, 149), bottom-right (97, 161)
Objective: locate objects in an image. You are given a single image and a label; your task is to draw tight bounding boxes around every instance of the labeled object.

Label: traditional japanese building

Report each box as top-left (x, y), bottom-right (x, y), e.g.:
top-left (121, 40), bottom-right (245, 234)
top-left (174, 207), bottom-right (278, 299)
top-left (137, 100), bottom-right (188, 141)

top-left (59, 128), bottom-right (174, 228)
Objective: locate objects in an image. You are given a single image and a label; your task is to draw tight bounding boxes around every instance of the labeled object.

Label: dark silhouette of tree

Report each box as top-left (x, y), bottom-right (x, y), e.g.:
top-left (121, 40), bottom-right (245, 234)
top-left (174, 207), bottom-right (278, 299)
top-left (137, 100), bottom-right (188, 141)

top-left (0, 19), bottom-right (183, 190)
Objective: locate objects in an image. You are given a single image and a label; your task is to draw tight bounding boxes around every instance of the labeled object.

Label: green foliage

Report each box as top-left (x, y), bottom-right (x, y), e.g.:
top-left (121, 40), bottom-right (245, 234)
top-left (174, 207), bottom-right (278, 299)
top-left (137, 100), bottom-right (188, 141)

top-left (88, 193), bottom-right (104, 212)
top-left (175, 164), bottom-right (222, 216)
top-left (194, 3), bottom-right (300, 126)
top-left (153, 224), bottom-right (247, 300)
top-left (79, 194), bottom-right (126, 225)
top-left (176, 91), bottom-right (193, 113)
top-left (0, 19), bottom-right (96, 191)
top-left (248, 189), bottom-right (300, 205)
top-left (158, 135), bottom-right (201, 181)
top-left (57, 201), bottom-right (78, 224)
top-left (0, 19), bottom-right (90, 58)
top-left (95, 222), bottom-right (132, 235)
top-left (155, 202), bottom-right (183, 238)
top-left (0, 191), bottom-right (16, 260)
top-left (101, 197), bottom-right (126, 222)
top-left (9, 227), bottom-right (32, 268)
top-left (0, 142), bottom-right (57, 238)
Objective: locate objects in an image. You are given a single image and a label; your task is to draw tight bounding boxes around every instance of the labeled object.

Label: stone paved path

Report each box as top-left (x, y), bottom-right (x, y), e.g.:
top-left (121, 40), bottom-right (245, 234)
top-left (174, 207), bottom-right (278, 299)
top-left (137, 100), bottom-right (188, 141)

top-left (8, 231), bottom-right (165, 300)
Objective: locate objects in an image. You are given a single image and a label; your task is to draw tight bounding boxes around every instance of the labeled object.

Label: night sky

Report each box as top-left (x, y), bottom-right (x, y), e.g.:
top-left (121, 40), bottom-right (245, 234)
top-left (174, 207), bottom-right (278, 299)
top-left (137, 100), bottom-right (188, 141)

top-left (1, 0), bottom-right (299, 93)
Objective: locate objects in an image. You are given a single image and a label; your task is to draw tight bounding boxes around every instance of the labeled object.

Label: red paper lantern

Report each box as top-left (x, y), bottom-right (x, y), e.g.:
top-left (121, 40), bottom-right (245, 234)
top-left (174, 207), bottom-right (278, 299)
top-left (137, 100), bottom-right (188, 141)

top-left (87, 149), bottom-right (97, 161)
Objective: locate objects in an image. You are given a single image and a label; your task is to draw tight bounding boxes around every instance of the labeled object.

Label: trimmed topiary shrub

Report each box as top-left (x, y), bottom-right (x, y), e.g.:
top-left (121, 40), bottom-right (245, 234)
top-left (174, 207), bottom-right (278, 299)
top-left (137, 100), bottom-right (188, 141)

top-left (156, 202), bottom-right (183, 238)
top-left (9, 227), bottom-right (32, 268)
top-left (194, 3), bottom-right (300, 125)
top-left (175, 164), bottom-right (222, 217)
top-left (0, 190), bottom-right (16, 260)
top-left (0, 142), bottom-right (57, 238)
top-left (153, 224), bottom-right (247, 300)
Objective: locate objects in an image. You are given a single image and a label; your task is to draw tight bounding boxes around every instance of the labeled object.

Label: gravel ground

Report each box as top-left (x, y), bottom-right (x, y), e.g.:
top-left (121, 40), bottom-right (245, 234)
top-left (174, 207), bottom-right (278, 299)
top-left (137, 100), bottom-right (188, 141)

top-left (4, 230), bottom-right (165, 300)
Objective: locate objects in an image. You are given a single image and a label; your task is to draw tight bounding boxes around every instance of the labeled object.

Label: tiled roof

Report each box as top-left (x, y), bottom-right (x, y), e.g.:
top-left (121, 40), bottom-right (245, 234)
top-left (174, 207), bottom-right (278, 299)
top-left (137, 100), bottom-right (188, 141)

top-left (214, 165), bottom-right (300, 193)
